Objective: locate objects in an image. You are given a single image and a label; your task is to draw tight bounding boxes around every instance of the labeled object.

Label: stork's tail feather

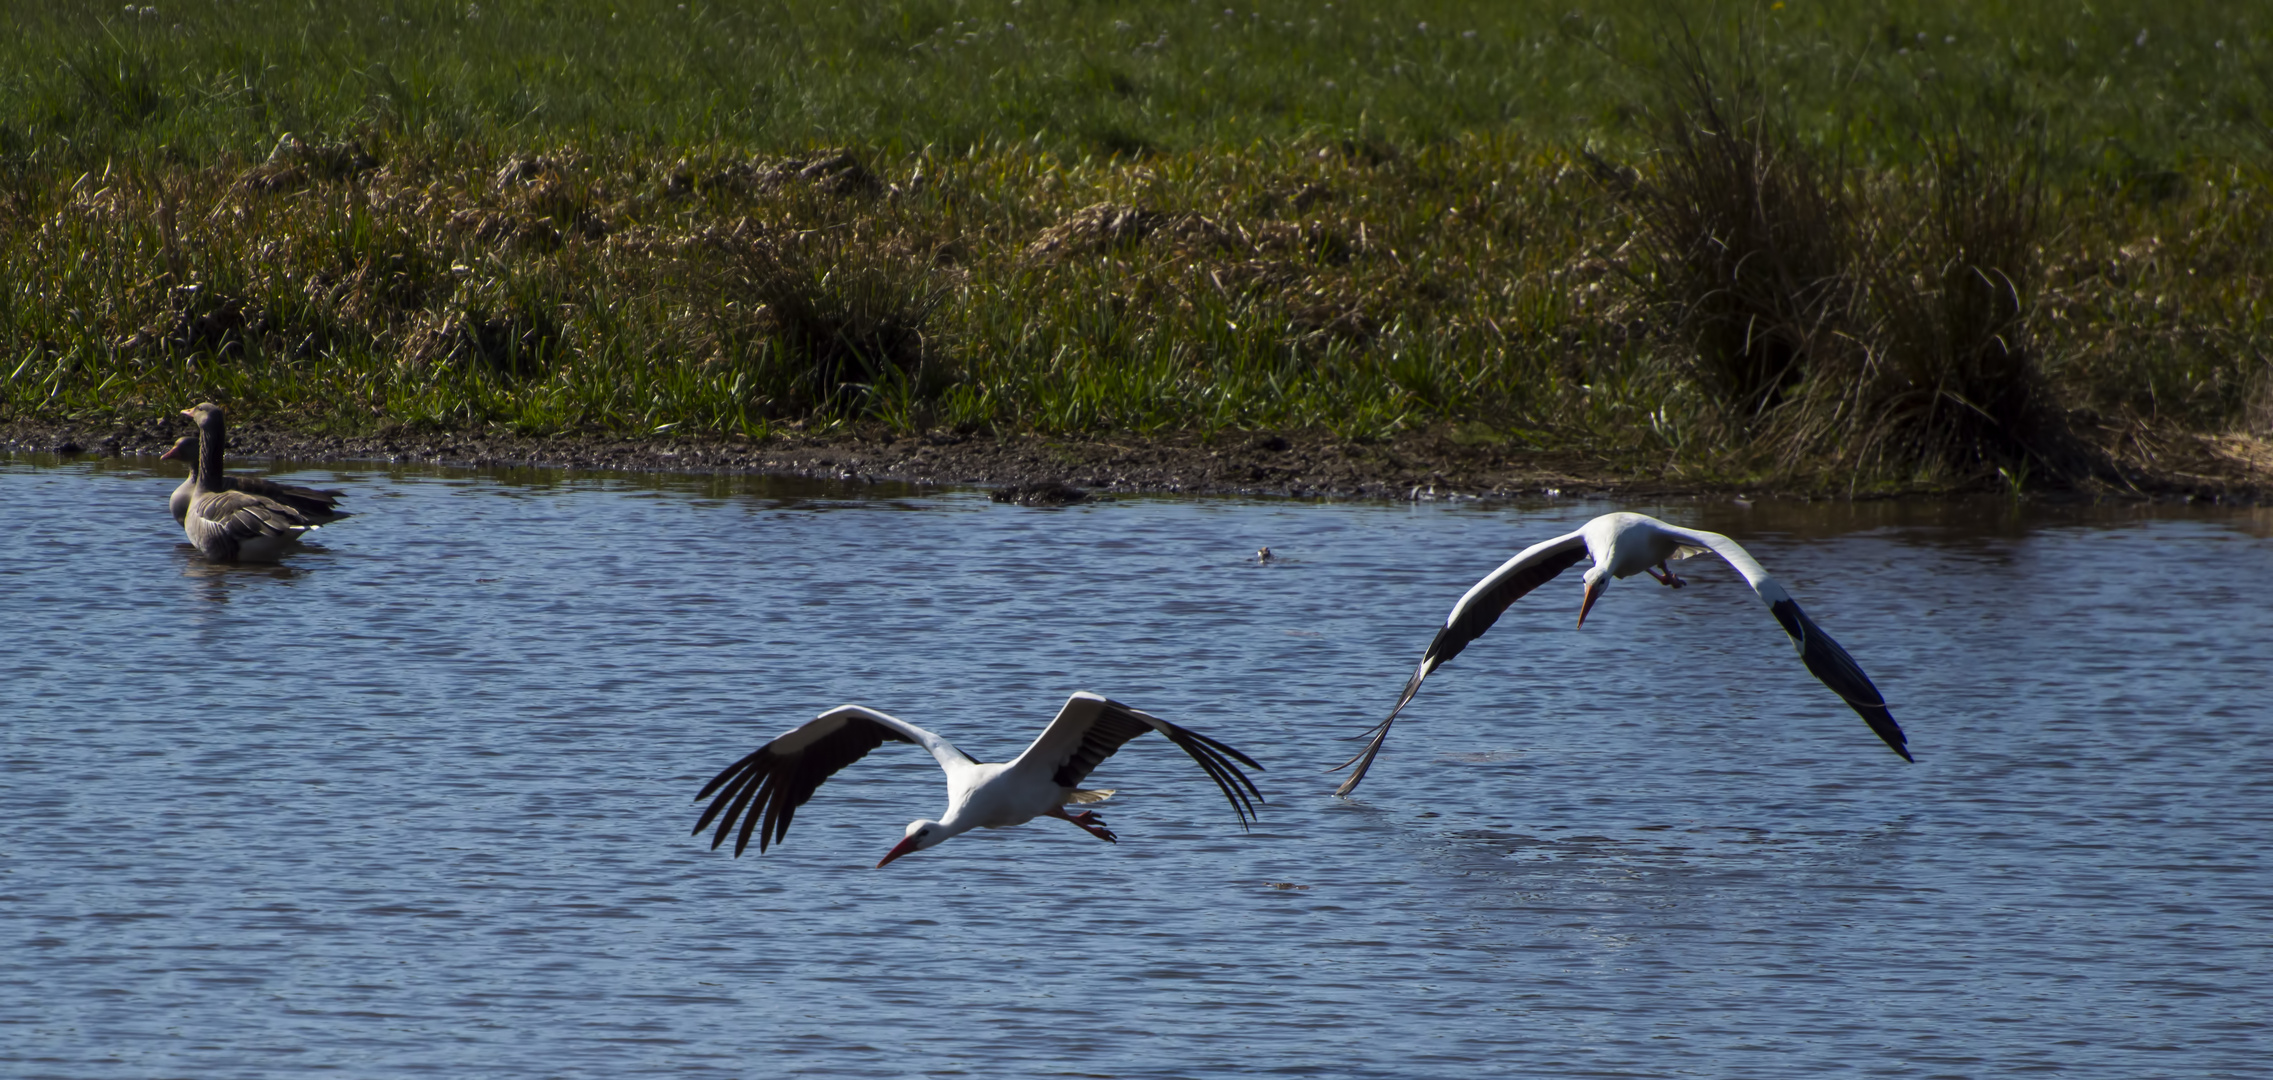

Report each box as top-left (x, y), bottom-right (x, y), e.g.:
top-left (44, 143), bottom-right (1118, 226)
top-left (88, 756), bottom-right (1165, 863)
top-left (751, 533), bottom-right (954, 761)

top-left (1329, 660), bottom-right (1432, 793)
top-left (1328, 720), bottom-right (1392, 774)
top-left (1331, 719), bottom-right (1395, 797)
top-left (1334, 716), bottom-right (1396, 743)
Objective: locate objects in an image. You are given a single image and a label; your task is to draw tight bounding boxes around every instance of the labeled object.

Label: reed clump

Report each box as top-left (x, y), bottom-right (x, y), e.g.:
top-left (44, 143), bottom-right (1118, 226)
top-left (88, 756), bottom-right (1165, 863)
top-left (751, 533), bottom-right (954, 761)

top-left (708, 216), bottom-right (952, 417)
top-left (1593, 31), bottom-right (2225, 489)
top-left (1594, 38), bottom-right (1852, 425)
top-left (1845, 143), bottom-right (2075, 481)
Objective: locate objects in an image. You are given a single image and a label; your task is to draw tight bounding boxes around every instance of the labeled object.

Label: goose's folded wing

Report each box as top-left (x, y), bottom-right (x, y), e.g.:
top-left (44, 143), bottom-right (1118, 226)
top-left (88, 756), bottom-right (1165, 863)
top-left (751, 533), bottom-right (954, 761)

top-left (229, 475), bottom-right (350, 521)
top-left (1009, 692), bottom-right (1264, 828)
top-left (187, 489), bottom-right (313, 541)
top-left (692, 705), bottom-right (964, 856)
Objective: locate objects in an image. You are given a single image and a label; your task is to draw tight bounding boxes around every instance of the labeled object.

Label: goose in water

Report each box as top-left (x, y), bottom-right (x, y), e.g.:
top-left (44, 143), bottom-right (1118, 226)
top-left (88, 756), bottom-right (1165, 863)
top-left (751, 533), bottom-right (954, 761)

top-left (175, 403), bottom-right (323, 562)
top-left (692, 691), bottom-right (1264, 866)
top-left (159, 434), bottom-right (348, 526)
top-left (1335, 511), bottom-right (1912, 796)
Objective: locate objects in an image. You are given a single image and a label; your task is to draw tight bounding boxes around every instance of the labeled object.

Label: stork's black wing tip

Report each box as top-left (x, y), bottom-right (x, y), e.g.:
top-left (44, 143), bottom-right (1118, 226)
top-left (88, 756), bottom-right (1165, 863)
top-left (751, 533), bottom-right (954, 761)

top-left (1863, 712), bottom-right (1913, 763)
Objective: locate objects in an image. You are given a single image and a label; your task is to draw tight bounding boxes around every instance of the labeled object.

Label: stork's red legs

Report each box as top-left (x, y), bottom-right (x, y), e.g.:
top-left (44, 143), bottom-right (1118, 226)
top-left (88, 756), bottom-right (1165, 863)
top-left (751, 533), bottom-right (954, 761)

top-left (1646, 561), bottom-right (1687, 588)
top-left (1048, 805), bottom-right (1118, 843)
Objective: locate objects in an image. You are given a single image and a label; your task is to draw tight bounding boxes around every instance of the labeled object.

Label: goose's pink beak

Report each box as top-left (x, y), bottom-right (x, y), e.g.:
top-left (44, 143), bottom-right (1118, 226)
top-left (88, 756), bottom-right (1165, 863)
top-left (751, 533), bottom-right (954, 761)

top-left (158, 443), bottom-right (184, 461)
top-left (876, 835), bottom-right (922, 869)
top-left (1578, 578), bottom-right (1604, 629)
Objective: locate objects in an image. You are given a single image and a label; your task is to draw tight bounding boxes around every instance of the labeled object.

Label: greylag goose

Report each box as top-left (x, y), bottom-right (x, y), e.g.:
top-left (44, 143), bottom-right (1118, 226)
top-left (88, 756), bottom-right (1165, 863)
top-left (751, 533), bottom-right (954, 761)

top-left (175, 403), bottom-right (323, 562)
top-left (159, 435), bottom-right (349, 525)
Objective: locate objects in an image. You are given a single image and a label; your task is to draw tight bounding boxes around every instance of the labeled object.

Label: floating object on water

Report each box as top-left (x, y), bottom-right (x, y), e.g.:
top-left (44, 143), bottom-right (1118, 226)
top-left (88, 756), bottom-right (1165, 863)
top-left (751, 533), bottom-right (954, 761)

top-left (175, 403), bottom-right (325, 562)
top-left (160, 434), bottom-right (349, 526)
top-left (1257, 546), bottom-right (1274, 563)
top-left (990, 480), bottom-right (1090, 506)
top-left (1335, 511), bottom-right (1911, 796)
top-left (692, 691), bottom-right (1264, 866)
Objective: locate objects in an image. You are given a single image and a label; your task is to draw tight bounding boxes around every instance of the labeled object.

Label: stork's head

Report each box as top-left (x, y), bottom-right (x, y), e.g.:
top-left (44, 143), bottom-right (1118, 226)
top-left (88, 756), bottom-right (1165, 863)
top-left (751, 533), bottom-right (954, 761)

top-left (1577, 563), bottom-right (1611, 630)
top-left (876, 818), bottom-right (948, 868)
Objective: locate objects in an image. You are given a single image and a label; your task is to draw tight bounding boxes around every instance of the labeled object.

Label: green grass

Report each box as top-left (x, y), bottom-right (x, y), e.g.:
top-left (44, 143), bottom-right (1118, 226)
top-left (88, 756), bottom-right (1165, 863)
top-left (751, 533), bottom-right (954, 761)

top-left (3, 1), bottom-right (2269, 489)
top-left (8, 0), bottom-right (2265, 165)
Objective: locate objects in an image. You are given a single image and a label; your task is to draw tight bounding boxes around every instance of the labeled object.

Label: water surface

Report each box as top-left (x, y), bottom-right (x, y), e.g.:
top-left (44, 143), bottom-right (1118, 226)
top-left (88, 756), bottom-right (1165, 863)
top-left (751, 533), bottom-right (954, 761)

top-left (3, 455), bottom-right (2268, 1078)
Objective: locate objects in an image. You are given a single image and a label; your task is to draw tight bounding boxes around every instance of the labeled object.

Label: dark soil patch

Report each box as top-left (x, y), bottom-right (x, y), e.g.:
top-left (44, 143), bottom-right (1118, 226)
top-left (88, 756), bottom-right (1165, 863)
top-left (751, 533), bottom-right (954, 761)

top-left (4, 418), bottom-right (2265, 504)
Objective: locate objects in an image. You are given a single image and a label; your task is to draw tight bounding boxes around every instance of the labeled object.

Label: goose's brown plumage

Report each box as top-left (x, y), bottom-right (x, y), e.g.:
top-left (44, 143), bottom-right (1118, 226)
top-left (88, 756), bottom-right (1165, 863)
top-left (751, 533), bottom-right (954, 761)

top-left (176, 403), bottom-right (320, 562)
top-left (160, 435), bottom-right (348, 526)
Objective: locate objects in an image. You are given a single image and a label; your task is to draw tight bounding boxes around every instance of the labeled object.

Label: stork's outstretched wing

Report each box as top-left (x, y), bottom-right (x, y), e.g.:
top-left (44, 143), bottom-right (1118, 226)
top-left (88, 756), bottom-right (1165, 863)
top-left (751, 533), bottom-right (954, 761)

top-left (1009, 692), bottom-right (1264, 828)
top-left (1656, 525), bottom-right (1913, 763)
top-left (1334, 528), bottom-right (1589, 796)
top-left (692, 706), bottom-right (973, 856)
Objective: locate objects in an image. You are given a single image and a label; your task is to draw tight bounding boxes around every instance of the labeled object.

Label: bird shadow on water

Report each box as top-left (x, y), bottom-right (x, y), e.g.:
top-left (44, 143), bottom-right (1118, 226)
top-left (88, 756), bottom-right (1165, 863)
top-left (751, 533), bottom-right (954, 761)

top-left (1416, 810), bottom-right (1928, 924)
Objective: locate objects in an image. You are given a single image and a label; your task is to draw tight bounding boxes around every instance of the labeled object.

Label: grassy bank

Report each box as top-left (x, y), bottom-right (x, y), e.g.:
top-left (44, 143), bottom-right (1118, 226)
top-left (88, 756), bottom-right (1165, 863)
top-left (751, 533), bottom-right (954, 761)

top-left (4, 1), bottom-right (2269, 491)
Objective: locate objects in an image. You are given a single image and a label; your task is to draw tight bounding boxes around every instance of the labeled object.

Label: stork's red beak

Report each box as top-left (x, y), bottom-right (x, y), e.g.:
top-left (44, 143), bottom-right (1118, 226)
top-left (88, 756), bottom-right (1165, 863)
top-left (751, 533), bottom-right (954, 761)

top-left (1577, 578), bottom-right (1604, 629)
top-left (876, 835), bottom-right (922, 868)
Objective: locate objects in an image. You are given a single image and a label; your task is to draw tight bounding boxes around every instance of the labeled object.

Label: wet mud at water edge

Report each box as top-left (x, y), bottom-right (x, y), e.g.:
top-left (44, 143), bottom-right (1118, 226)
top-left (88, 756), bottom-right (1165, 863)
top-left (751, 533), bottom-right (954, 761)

top-left (7, 417), bottom-right (2271, 503)
top-left (3, 452), bottom-right (2269, 1079)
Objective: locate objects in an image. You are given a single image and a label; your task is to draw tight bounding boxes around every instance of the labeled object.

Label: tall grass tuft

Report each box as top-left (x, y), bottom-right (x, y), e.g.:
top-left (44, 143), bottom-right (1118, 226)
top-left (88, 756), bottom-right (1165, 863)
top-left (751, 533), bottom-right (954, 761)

top-left (709, 221), bottom-right (950, 420)
top-left (1846, 140), bottom-right (2081, 481)
top-left (1602, 27), bottom-right (2111, 487)
top-left (1600, 33), bottom-right (1851, 424)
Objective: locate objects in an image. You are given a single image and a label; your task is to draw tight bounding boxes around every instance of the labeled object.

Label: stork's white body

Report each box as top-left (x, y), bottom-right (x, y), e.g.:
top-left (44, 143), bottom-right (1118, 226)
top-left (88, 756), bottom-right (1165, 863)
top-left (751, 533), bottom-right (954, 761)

top-left (930, 760), bottom-right (1061, 834)
top-left (1336, 512), bottom-right (1910, 795)
top-left (693, 691), bottom-right (1263, 865)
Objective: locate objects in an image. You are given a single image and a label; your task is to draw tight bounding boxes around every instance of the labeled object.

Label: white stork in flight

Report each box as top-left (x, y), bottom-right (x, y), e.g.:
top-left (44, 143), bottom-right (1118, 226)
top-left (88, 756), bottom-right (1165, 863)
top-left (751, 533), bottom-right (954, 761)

top-left (693, 691), bottom-right (1264, 866)
top-left (1336, 512), bottom-right (1912, 796)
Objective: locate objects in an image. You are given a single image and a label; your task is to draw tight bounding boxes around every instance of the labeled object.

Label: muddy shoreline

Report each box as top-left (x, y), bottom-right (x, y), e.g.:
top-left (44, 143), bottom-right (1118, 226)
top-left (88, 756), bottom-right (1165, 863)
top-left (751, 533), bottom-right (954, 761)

top-left (5, 416), bottom-right (2266, 504)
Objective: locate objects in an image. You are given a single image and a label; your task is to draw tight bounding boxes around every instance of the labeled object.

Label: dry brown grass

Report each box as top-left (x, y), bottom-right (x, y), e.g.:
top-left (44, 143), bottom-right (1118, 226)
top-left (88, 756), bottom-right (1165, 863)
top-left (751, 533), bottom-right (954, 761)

top-left (1593, 38), bottom-right (1854, 425)
top-left (1581, 31), bottom-right (2273, 492)
top-left (3, 126), bottom-right (2267, 493)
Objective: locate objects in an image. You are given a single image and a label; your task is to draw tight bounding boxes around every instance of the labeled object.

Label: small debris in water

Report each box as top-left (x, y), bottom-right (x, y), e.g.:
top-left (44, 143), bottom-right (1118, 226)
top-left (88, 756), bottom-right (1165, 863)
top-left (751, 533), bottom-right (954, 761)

top-left (1257, 546), bottom-right (1274, 563)
top-left (990, 480), bottom-right (1090, 506)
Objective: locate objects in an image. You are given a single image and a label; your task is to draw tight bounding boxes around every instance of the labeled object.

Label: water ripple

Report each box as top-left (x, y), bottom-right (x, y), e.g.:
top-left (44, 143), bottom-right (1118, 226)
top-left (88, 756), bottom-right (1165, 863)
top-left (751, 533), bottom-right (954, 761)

top-left (2, 456), bottom-right (2267, 1077)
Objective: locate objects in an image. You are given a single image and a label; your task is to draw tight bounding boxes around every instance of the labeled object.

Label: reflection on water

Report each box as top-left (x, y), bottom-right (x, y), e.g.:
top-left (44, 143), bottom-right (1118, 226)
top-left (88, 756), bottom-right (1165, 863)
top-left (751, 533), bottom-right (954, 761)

top-left (3, 452), bottom-right (2268, 1078)
top-left (178, 551), bottom-right (318, 599)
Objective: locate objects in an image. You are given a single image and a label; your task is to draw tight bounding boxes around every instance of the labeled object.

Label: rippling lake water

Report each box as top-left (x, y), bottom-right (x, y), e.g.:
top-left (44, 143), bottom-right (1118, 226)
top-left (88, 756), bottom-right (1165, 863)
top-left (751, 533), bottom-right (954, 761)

top-left (3, 453), bottom-right (2268, 1078)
